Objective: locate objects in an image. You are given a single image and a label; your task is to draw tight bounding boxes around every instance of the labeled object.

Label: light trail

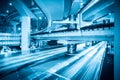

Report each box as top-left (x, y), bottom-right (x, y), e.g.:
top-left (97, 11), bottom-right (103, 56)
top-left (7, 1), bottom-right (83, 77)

top-left (54, 42), bottom-right (106, 79)
top-left (36, 42), bottom-right (105, 79)
top-left (0, 47), bottom-right (67, 72)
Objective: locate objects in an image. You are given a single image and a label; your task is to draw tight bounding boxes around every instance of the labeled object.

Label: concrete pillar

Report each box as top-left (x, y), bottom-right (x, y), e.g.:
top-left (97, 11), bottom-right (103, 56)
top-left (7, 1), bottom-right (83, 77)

top-left (13, 25), bottom-right (17, 33)
top-left (67, 15), bottom-right (78, 54)
top-left (114, 0), bottom-right (120, 79)
top-left (11, 21), bottom-right (18, 33)
top-left (103, 20), bottom-right (106, 24)
top-left (91, 41), bottom-right (94, 46)
top-left (79, 13), bottom-right (82, 28)
top-left (21, 16), bottom-right (31, 54)
top-left (91, 41), bottom-right (97, 46)
top-left (85, 42), bottom-right (89, 47)
top-left (67, 44), bottom-right (77, 54)
top-left (68, 15), bottom-right (77, 29)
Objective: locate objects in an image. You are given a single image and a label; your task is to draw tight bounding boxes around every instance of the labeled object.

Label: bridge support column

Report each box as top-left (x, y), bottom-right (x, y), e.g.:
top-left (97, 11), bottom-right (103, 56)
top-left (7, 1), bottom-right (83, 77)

top-left (91, 41), bottom-right (97, 46)
top-left (67, 44), bottom-right (77, 54)
top-left (21, 16), bottom-right (31, 54)
top-left (66, 15), bottom-right (78, 54)
top-left (13, 25), bottom-right (17, 33)
top-left (68, 15), bottom-right (77, 29)
top-left (115, 0), bottom-right (120, 79)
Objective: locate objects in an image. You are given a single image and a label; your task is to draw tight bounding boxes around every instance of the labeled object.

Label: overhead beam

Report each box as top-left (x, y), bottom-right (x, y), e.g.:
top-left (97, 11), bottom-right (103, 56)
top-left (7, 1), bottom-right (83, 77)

top-left (11, 0), bottom-right (37, 19)
top-left (93, 3), bottom-right (114, 21)
top-left (64, 0), bottom-right (73, 18)
top-left (31, 35), bottom-right (113, 41)
top-left (52, 20), bottom-right (78, 24)
top-left (31, 29), bottom-right (114, 41)
top-left (82, 0), bottom-right (114, 21)
top-left (33, 0), bottom-right (52, 28)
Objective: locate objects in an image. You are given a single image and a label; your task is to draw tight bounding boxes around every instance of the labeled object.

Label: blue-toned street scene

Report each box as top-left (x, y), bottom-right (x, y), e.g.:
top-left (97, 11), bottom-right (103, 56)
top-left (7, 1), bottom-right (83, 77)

top-left (0, 0), bottom-right (119, 80)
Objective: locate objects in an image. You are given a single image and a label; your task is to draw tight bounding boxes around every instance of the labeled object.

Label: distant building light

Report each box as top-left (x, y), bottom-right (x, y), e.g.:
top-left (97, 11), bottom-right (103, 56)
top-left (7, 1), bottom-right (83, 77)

top-left (80, 2), bottom-right (84, 7)
top-left (39, 17), bottom-right (42, 20)
top-left (108, 13), bottom-right (112, 16)
top-left (18, 27), bottom-right (21, 30)
top-left (35, 29), bottom-right (38, 31)
top-left (9, 3), bottom-right (13, 6)
top-left (48, 30), bottom-right (52, 33)
top-left (6, 10), bottom-right (9, 13)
